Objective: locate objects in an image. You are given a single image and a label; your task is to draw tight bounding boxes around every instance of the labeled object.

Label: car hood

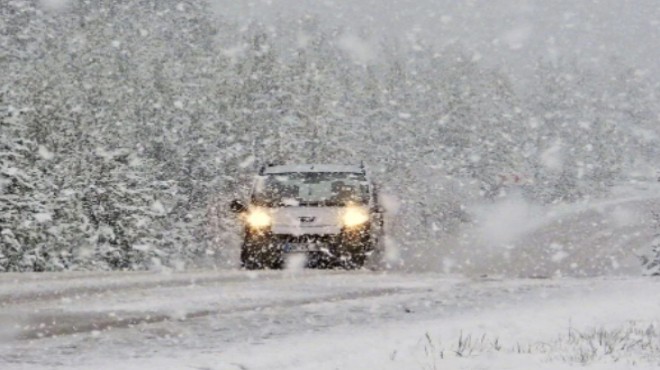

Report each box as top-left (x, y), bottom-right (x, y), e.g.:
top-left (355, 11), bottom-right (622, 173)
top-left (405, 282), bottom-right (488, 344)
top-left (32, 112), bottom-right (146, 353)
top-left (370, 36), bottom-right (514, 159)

top-left (270, 207), bottom-right (344, 236)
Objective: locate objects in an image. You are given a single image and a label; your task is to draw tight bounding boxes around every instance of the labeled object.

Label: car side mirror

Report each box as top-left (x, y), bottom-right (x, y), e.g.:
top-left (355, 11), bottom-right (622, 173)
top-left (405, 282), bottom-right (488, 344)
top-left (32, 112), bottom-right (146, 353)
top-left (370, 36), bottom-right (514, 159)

top-left (229, 199), bottom-right (247, 213)
top-left (372, 205), bottom-right (385, 227)
top-left (373, 205), bottom-right (385, 214)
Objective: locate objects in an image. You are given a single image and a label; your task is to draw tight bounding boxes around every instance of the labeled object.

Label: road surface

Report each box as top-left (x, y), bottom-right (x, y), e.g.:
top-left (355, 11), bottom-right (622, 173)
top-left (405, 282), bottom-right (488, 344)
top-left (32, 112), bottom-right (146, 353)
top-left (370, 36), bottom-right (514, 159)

top-left (1, 270), bottom-right (659, 369)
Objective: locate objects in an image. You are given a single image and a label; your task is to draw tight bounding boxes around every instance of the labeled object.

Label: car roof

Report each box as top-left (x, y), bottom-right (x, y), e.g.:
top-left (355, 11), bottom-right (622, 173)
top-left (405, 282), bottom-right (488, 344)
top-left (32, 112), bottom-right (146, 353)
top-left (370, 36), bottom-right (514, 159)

top-left (263, 164), bottom-right (364, 175)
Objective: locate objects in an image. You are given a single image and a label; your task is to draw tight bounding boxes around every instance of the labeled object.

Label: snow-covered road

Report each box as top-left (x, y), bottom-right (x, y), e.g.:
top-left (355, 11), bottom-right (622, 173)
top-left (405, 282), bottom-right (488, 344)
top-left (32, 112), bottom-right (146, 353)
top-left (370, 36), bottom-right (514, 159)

top-left (1, 270), bottom-right (659, 369)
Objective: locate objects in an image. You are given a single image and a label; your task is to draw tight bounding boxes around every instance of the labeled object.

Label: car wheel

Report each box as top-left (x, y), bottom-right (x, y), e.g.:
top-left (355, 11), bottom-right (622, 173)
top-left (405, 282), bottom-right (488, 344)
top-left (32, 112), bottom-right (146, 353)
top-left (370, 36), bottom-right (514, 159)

top-left (240, 247), bottom-right (262, 270)
top-left (241, 241), bottom-right (282, 270)
top-left (336, 252), bottom-right (366, 270)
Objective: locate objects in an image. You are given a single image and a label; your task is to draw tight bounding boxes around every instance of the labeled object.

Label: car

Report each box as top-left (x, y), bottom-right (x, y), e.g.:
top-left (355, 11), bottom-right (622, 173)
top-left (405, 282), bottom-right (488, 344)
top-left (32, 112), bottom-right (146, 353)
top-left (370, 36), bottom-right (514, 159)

top-left (230, 163), bottom-right (385, 270)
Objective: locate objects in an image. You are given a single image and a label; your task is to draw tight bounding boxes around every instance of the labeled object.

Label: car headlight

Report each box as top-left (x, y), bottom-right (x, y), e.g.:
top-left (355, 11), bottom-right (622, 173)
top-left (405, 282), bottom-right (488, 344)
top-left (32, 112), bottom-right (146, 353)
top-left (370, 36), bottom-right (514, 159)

top-left (246, 208), bottom-right (272, 228)
top-left (343, 206), bottom-right (369, 228)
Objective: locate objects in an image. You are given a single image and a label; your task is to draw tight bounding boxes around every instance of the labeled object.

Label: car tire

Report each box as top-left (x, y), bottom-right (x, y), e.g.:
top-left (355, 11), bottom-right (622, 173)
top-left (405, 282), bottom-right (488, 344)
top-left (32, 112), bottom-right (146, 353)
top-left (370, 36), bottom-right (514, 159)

top-left (240, 241), bottom-right (282, 270)
top-left (335, 251), bottom-right (366, 270)
top-left (240, 247), bottom-right (262, 270)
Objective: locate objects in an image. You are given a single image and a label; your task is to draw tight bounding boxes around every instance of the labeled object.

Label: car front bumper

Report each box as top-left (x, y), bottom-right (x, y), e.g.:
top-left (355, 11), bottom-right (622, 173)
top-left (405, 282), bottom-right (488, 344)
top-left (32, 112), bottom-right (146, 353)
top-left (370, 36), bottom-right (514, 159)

top-left (245, 224), bottom-right (372, 254)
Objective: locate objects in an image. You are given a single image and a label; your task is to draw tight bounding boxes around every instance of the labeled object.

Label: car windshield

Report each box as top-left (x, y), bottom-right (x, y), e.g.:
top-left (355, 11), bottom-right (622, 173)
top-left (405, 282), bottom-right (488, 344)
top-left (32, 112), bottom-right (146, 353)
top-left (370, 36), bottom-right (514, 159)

top-left (252, 172), bottom-right (369, 207)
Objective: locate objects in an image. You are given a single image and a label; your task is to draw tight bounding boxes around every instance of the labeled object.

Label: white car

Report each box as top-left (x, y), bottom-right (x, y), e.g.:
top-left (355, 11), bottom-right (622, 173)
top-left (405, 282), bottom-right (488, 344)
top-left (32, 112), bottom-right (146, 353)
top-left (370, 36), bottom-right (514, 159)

top-left (230, 163), bottom-right (384, 269)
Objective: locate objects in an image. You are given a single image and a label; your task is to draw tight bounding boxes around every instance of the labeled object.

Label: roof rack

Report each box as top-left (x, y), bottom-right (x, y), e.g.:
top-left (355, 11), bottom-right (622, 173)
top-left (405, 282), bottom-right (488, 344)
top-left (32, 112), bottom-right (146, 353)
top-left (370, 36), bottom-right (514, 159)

top-left (258, 162), bottom-right (282, 175)
top-left (258, 163), bottom-right (366, 175)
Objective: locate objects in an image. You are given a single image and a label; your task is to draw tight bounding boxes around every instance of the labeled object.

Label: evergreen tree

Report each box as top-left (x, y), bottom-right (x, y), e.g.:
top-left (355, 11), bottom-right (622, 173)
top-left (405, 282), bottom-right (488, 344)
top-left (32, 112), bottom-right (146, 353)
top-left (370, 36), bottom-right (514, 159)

top-left (0, 93), bottom-right (52, 271)
top-left (643, 212), bottom-right (660, 276)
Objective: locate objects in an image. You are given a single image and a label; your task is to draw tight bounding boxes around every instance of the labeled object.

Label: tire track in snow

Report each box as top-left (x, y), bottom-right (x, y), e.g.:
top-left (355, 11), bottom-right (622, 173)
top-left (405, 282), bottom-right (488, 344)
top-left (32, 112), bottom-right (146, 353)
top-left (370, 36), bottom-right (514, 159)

top-left (0, 270), bottom-right (356, 306)
top-left (9, 286), bottom-right (419, 340)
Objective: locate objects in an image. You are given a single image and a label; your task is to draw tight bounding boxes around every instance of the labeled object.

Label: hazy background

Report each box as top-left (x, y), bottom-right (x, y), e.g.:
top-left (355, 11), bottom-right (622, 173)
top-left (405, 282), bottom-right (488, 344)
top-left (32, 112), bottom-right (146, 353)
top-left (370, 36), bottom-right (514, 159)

top-left (210, 0), bottom-right (660, 87)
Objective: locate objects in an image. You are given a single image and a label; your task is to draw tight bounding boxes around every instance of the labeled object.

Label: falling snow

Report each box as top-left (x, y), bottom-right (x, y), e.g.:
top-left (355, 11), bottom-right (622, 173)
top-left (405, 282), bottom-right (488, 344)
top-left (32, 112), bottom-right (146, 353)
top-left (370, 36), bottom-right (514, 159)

top-left (1, 0), bottom-right (659, 368)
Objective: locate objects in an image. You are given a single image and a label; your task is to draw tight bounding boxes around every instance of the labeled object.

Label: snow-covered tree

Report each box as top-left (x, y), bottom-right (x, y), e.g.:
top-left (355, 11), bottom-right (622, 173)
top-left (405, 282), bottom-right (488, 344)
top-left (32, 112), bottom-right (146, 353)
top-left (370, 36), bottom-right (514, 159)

top-left (643, 212), bottom-right (660, 276)
top-left (0, 93), bottom-right (53, 271)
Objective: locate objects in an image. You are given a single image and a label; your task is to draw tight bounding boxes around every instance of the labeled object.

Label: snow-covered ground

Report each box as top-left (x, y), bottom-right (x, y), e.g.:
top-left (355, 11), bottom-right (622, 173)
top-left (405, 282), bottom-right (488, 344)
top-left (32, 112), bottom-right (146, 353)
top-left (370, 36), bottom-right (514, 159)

top-left (1, 270), bottom-right (659, 370)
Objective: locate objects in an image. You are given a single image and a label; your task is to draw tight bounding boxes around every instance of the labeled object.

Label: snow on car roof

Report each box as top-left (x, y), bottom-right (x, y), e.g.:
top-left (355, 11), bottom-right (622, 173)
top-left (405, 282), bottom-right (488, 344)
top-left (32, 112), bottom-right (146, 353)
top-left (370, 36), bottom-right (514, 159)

top-left (263, 164), bottom-right (364, 174)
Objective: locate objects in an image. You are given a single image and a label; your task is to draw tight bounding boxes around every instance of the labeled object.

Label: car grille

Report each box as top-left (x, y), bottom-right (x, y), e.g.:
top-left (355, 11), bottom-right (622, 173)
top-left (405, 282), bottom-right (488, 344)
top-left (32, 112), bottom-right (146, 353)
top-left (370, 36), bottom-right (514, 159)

top-left (274, 234), bottom-right (340, 244)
